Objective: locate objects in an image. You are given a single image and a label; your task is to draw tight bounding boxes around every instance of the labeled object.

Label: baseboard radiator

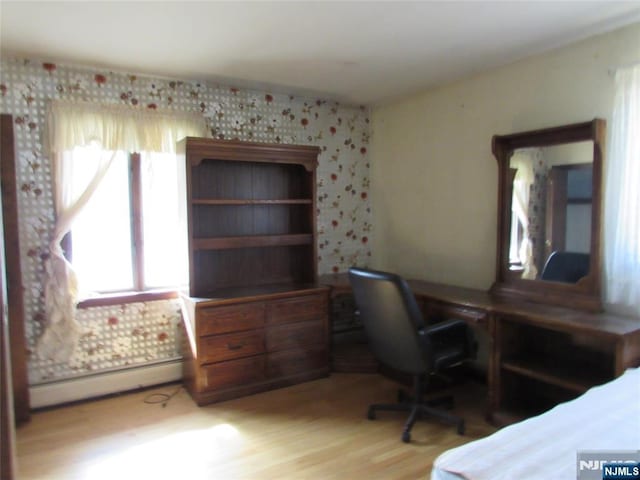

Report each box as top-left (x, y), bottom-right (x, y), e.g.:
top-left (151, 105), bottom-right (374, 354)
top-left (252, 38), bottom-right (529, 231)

top-left (29, 360), bottom-right (183, 409)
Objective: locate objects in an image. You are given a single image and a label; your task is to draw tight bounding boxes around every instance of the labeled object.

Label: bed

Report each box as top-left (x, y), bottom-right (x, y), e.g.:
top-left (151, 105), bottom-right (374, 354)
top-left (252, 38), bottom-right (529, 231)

top-left (431, 367), bottom-right (640, 480)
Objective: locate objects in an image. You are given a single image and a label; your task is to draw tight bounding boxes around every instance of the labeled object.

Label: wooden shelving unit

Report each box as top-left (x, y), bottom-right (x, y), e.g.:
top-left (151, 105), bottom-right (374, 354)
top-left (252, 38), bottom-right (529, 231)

top-left (178, 137), bottom-right (330, 406)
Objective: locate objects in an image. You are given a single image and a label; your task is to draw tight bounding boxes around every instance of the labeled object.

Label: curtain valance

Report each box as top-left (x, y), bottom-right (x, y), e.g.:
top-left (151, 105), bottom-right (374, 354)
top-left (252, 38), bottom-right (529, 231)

top-left (46, 100), bottom-right (208, 154)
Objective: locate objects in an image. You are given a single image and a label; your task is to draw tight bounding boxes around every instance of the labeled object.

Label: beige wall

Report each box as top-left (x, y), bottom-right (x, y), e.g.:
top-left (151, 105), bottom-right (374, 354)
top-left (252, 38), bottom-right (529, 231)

top-left (370, 22), bottom-right (640, 289)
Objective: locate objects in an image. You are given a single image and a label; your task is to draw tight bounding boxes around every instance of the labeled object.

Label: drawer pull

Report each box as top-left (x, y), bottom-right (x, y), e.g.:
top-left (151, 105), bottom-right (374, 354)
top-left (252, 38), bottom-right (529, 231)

top-left (226, 343), bottom-right (244, 351)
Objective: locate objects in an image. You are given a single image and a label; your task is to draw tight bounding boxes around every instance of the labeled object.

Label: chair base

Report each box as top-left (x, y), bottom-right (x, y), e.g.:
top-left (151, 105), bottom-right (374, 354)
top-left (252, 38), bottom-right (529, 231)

top-left (367, 376), bottom-right (465, 443)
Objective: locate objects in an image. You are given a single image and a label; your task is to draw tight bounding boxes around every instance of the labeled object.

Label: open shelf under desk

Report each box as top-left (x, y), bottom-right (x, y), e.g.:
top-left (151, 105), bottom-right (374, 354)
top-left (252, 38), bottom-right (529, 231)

top-left (193, 234), bottom-right (313, 250)
top-left (500, 358), bottom-right (610, 393)
top-left (493, 369), bottom-right (585, 427)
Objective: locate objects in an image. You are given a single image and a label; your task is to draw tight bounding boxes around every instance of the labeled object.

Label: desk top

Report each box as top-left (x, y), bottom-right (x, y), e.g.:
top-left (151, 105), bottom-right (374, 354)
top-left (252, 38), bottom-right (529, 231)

top-left (319, 273), bottom-right (640, 339)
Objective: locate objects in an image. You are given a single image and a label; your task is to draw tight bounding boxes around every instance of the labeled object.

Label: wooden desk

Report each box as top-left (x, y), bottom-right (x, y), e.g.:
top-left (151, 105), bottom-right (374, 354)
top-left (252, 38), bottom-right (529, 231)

top-left (319, 273), bottom-right (640, 426)
top-left (324, 273), bottom-right (492, 325)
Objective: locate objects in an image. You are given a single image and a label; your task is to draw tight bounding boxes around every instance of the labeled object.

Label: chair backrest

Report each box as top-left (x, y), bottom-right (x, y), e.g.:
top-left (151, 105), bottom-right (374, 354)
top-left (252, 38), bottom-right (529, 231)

top-left (348, 267), bottom-right (429, 375)
top-left (540, 251), bottom-right (590, 283)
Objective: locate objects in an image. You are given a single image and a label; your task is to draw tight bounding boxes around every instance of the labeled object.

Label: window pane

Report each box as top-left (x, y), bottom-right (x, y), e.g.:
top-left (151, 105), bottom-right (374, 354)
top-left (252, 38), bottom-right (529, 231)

top-left (140, 151), bottom-right (188, 289)
top-left (71, 149), bottom-right (134, 294)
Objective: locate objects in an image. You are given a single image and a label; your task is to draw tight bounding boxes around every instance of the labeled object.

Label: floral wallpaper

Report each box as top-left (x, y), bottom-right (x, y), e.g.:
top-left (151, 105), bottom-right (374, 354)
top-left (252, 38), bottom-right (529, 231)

top-left (528, 149), bottom-right (547, 275)
top-left (0, 57), bottom-right (372, 385)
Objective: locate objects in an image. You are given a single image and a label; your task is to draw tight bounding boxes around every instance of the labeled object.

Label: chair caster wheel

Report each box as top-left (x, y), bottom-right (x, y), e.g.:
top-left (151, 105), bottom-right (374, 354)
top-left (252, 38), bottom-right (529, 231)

top-left (457, 421), bottom-right (465, 435)
top-left (367, 408), bottom-right (376, 420)
top-left (402, 431), bottom-right (411, 443)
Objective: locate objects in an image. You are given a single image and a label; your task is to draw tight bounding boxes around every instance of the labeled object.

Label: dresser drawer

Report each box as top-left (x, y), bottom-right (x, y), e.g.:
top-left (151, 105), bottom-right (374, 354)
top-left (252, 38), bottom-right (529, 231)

top-left (200, 330), bottom-right (265, 364)
top-left (266, 345), bottom-right (327, 378)
top-left (201, 356), bottom-right (265, 390)
top-left (198, 303), bottom-right (265, 336)
top-left (266, 293), bottom-right (327, 326)
top-left (266, 320), bottom-right (325, 352)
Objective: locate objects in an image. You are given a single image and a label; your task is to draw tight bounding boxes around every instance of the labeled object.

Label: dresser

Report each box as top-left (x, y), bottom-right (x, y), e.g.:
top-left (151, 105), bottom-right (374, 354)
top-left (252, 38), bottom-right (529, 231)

top-left (181, 287), bottom-right (329, 405)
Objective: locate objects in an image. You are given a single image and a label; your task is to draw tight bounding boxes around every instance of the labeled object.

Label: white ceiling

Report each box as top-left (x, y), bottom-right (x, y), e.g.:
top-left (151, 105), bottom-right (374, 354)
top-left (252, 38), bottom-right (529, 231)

top-left (1, 1), bottom-right (640, 105)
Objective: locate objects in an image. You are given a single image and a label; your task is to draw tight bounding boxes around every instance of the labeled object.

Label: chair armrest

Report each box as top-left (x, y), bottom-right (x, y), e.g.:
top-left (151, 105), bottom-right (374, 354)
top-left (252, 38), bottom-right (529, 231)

top-left (424, 319), bottom-right (477, 361)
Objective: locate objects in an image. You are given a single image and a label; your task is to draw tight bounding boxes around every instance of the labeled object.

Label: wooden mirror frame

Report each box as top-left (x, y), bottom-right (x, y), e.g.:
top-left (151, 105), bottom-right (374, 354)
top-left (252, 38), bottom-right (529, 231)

top-left (490, 119), bottom-right (606, 312)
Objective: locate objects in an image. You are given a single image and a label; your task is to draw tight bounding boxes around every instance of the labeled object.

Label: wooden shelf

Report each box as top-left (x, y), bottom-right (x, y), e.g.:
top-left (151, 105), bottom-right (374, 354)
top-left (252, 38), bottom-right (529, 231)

top-left (501, 358), bottom-right (608, 393)
top-left (187, 283), bottom-right (326, 304)
top-left (180, 136), bottom-right (320, 297)
top-left (193, 234), bottom-right (313, 250)
top-left (192, 199), bottom-right (313, 206)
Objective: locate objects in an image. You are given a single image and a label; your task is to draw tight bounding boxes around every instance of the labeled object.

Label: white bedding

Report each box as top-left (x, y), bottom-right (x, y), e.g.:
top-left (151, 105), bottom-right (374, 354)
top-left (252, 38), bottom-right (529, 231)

top-left (431, 367), bottom-right (640, 480)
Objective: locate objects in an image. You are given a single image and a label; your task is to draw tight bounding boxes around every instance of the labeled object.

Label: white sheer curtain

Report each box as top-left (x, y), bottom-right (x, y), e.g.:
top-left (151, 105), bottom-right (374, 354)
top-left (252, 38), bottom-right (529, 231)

top-left (39, 146), bottom-right (117, 362)
top-left (37, 101), bottom-right (207, 362)
top-left (510, 150), bottom-right (538, 280)
top-left (604, 65), bottom-right (640, 317)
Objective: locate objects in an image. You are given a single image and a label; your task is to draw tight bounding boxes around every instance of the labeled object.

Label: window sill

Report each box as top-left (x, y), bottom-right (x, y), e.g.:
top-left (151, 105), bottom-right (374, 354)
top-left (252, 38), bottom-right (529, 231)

top-left (77, 289), bottom-right (180, 309)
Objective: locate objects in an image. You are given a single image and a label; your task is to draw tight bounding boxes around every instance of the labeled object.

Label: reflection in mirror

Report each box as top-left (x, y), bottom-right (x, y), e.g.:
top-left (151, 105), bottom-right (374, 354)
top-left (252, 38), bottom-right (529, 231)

top-left (492, 119), bottom-right (604, 311)
top-left (508, 141), bottom-right (593, 283)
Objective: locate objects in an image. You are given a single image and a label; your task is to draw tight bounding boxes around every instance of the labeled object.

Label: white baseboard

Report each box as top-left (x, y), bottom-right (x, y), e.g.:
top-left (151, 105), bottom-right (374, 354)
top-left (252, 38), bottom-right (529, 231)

top-left (29, 360), bottom-right (183, 409)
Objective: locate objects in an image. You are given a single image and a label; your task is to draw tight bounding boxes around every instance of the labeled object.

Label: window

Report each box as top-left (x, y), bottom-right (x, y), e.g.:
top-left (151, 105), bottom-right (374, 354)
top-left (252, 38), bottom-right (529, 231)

top-left (67, 147), bottom-right (188, 298)
top-left (38, 100), bottom-right (206, 362)
top-left (508, 213), bottom-right (524, 268)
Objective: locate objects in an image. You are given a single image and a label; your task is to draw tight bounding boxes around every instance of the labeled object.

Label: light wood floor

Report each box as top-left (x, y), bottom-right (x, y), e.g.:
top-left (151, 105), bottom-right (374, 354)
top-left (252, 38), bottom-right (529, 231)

top-left (16, 373), bottom-right (497, 480)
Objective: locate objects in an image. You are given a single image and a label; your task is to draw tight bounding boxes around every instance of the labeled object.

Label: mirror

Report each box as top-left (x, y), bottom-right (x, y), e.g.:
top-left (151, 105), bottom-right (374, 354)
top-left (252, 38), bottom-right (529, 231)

top-left (491, 119), bottom-right (605, 312)
top-left (509, 142), bottom-right (593, 281)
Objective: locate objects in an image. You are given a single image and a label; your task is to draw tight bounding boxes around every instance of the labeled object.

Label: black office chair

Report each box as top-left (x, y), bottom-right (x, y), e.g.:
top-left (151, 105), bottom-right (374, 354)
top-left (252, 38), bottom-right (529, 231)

top-left (348, 267), bottom-right (474, 443)
top-left (540, 251), bottom-right (590, 283)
